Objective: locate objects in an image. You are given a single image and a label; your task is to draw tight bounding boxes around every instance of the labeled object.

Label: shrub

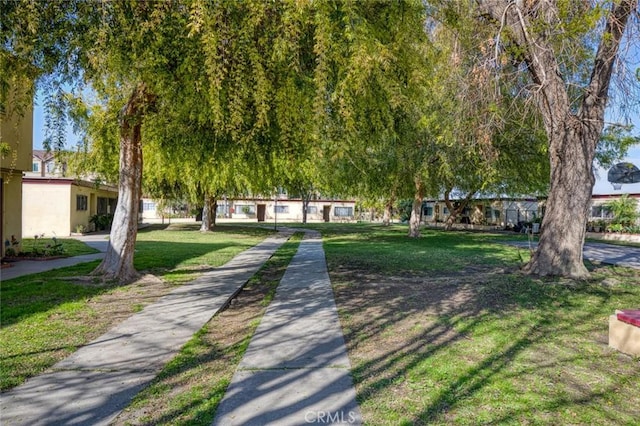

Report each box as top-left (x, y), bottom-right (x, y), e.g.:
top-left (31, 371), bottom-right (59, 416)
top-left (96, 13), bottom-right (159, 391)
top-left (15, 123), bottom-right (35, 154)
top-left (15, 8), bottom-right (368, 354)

top-left (605, 194), bottom-right (639, 228)
top-left (90, 214), bottom-right (114, 231)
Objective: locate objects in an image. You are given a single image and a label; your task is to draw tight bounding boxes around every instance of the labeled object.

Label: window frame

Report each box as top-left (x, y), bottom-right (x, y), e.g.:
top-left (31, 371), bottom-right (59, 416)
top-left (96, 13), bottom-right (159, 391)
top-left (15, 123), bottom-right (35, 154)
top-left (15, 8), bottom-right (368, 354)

top-left (76, 194), bottom-right (88, 211)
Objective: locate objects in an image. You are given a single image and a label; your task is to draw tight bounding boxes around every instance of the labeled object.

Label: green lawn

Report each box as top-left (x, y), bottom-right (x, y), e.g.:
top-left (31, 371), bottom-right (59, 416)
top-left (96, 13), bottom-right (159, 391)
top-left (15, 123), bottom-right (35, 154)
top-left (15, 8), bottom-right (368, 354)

top-left (2, 222), bottom-right (639, 425)
top-left (15, 237), bottom-right (100, 257)
top-left (311, 223), bottom-right (640, 425)
top-left (0, 224), bottom-right (273, 390)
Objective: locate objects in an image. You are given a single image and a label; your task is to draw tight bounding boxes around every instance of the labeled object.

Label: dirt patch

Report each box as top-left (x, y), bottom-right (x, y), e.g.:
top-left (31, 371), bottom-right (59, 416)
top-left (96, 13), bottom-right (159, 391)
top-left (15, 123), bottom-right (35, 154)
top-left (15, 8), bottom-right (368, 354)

top-left (330, 264), bottom-right (640, 425)
top-left (82, 274), bottom-right (174, 322)
top-left (331, 268), bottom-right (482, 368)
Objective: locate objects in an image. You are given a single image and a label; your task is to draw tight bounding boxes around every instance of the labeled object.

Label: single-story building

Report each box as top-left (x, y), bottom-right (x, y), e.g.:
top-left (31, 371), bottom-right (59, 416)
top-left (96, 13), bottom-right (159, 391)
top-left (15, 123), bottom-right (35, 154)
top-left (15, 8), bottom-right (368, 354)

top-left (22, 177), bottom-right (118, 236)
top-left (140, 196), bottom-right (356, 223)
top-left (228, 198), bottom-right (356, 223)
top-left (422, 197), bottom-right (542, 228)
top-left (422, 192), bottom-right (640, 230)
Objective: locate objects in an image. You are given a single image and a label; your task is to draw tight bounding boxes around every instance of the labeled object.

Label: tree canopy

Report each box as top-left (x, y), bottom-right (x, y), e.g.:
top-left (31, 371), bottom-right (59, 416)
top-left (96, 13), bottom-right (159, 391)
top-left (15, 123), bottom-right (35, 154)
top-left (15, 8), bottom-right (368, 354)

top-left (2, 0), bottom-right (638, 280)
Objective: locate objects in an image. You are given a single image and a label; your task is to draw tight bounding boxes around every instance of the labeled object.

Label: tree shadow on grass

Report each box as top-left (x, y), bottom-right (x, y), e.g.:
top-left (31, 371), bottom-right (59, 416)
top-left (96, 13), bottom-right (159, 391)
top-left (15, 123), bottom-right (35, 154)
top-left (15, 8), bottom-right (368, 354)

top-left (332, 263), bottom-right (640, 425)
top-left (1, 239), bottom-right (252, 328)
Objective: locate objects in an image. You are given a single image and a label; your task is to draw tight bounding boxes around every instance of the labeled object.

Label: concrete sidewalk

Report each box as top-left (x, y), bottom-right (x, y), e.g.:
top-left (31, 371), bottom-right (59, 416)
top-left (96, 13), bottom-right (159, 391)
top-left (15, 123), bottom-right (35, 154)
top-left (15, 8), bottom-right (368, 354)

top-left (212, 231), bottom-right (362, 425)
top-left (0, 232), bottom-right (109, 281)
top-left (0, 233), bottom-right (290, 426)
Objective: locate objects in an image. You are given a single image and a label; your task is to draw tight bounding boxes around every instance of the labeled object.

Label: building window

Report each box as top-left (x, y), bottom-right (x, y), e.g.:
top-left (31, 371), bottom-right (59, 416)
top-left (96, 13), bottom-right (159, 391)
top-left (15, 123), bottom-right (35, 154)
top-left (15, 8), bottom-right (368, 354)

top-left (143, 201), bottom-right (156, 211)
top-left (237, 204), bottom-right (256, 214)
top-left (77, 195), bottom-right (88, 211)
top-left (307, 206), bottom-right (318, 214)
top-left (423, 206), bottom-right (434, 216)
top-left (274, 205), bottom-right (289, 214)
top-left (334, 206), bottom-right (353, 217)
top-left (591, 205), bottom-right (613, 219)
top-left (97, 197), bottom-right (109, 214)
top-left (32, 162), bottom-right (40, 172)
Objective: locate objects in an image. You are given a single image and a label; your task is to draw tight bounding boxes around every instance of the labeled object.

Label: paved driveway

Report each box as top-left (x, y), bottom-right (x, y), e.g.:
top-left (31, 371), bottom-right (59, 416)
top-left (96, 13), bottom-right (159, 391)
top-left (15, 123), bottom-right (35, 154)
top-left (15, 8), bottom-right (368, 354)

top-left (508, 240), bottom-right (640, 269)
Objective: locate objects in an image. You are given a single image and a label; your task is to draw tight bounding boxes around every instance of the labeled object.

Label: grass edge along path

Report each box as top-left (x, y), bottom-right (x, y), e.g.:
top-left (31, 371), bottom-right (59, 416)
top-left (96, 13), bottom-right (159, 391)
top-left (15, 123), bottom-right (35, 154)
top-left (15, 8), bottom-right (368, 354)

top-left (112, 232), bottom-right (304, 426)
top-left (0, 225), bottom-right (275, 391)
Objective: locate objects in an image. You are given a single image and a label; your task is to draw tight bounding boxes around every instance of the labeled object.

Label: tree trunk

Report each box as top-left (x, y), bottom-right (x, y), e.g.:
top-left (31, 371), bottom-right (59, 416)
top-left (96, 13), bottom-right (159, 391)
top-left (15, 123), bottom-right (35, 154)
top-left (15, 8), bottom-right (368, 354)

top-left (92, 83), bottom-right (154, 283)
top-left (200, 194), bottom-right (215, 232)
top-left (382, 197), bottom-right (394, 226)
top-left (443, 208), bottom-right (456, 231)
top-left (524, 118), bottom-right (596, 278)
top-left (212, 198), bottom-right (218, 227)
top-left (477, 0), bottom-right (636, 278)
top-left (443, 188), bottom-right (457, 231)
top-left (408, 177), bottom-right (424, 238)
top-left (302, 195), bottom-right (310, 224)
top-left (443, 189), bottom-right (476, 231)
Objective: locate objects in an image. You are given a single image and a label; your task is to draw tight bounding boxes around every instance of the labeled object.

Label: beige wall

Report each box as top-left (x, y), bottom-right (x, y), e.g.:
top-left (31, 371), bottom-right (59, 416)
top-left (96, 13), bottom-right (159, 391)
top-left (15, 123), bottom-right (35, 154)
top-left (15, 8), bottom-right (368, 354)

top-left (1, 86), bottom-right (33, 255)
top-left (1, 172), bottom-right (24, 254)
top-left (22, 181), bottom-right (72, 237)
top-left (22, 179), bottom-right (118, 236)
top-left (1, 92), bottom-right (33, 172)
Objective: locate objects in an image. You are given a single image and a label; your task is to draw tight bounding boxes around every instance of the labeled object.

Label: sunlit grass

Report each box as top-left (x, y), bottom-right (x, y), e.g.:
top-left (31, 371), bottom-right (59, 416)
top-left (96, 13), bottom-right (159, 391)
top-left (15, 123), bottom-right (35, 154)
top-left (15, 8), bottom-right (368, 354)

top-left (0, 225), bottom-right (274, 391)
top-left (315, 223), bottom-right (640, 425)
top-left (14, 237), bottom-right (99, 257)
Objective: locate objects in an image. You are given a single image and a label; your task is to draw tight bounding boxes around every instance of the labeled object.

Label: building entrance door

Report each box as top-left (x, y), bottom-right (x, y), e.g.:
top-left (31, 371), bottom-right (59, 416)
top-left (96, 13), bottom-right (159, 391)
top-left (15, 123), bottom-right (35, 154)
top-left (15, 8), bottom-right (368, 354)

top-left (323, 205), bottom-right (331, 222)
top-left (257, 204), bottom-right (266, 222)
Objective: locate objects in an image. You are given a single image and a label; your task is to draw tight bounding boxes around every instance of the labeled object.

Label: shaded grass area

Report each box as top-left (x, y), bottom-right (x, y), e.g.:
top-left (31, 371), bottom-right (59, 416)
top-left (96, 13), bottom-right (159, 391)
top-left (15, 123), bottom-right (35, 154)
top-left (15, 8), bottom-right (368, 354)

top-left (0, 225), bottom-right (273, 391)
top-left (313, 223), bottom-right (640, 425)
top-left (113, 232), bottom-right (304, 425)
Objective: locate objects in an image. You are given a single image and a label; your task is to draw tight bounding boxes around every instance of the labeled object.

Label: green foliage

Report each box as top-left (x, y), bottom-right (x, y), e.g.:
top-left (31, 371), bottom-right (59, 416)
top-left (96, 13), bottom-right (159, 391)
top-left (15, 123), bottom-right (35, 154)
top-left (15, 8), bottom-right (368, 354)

top-left (605, 194), bottom-right (640, 227)
top-left (0, 142), bottom-right (11, 157)
top-left (89, 214), bottom-right (114, 231)
top-left (595, 125), bottom-right (640, 169)
top-left (314, 0), bottom-right (436, 202)
top-left (398, 199), bottom-right (414, 222)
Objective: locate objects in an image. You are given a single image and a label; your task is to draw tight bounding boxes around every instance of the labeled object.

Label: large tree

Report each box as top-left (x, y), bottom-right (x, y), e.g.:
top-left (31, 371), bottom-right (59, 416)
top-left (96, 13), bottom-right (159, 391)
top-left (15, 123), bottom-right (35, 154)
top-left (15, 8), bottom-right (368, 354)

top-left (3, 1), bottom-right (320, 281)
top-left (423, 4), bottom-right (550, 230)
top-left (314, 0), bottom-right (436, 237)
top-left (474, 0), bottom-right (638, 278)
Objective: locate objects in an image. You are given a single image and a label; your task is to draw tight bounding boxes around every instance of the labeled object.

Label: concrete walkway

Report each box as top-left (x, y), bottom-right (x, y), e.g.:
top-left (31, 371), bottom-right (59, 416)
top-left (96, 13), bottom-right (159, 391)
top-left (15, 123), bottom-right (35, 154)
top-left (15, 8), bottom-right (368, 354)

top-left (212, 230), bottom-right (362, 425)
top-left (0, 232), bottom-right (109, 281)
top-left (583, 242), bottom-right (640, 269)
top-left (0, 233), bottom-right (291, 426)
